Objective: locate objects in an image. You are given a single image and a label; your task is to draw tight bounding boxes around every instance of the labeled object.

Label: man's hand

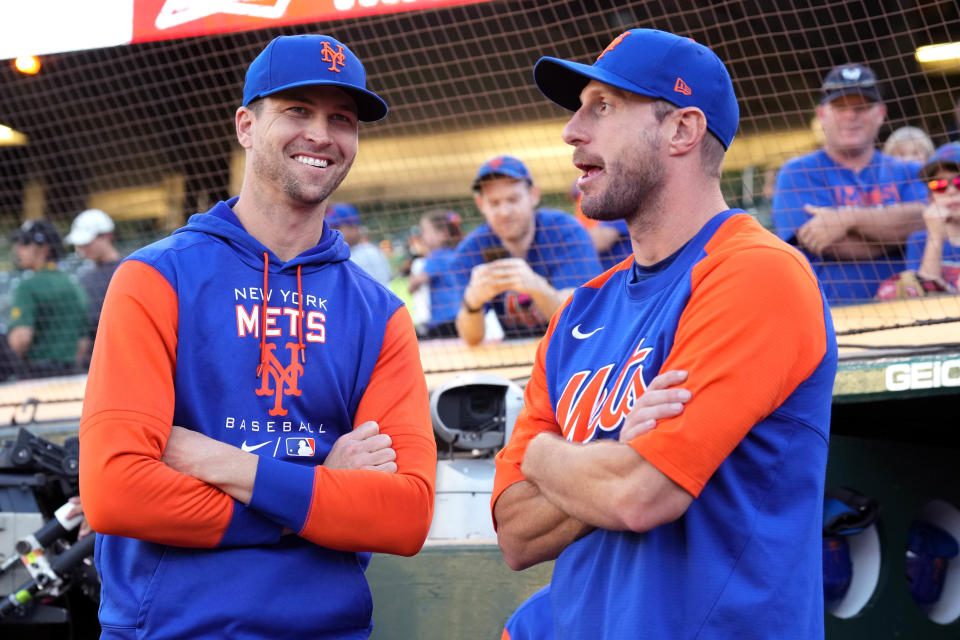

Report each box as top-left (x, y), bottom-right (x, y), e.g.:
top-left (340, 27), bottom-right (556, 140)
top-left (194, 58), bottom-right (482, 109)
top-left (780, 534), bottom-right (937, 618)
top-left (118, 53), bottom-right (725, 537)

top-left (66, 495), bottom-right (93, 539)
top-left (798, 205), bottom-right (853, 255)
top-left (162, 426), bottom-right (257, 504)
top-left (619, 370), bottom-right (691, 442)
top-left (464, 258), bottom-right (547, 307)
top-left (324, 421), bottom-right (397, 472)
top-left (922, 201), bottom-right (951, 240)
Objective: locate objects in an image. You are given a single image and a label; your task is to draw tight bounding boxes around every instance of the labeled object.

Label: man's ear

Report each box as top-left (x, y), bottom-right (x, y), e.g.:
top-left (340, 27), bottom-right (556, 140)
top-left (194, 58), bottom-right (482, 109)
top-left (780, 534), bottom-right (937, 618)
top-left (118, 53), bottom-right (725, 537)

top-left (236, 106), bottom-right (254, 149)
top-left (874, 102), bottom-right (887, 124)
top-left (528, 183), bottom-right (542, 208)
top-left (668, 107), bottom-right (708, 157)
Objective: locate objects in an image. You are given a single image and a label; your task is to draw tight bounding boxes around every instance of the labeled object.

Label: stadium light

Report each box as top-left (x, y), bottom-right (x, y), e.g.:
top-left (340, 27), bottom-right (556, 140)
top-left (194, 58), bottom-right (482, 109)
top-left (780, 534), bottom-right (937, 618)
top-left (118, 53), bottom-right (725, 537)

top-left (916, 42), bottom-right (960, 63)
top-left (0, 124), bottom-right (28, 147)
top-left (13, 55), bottom-right (41, 75)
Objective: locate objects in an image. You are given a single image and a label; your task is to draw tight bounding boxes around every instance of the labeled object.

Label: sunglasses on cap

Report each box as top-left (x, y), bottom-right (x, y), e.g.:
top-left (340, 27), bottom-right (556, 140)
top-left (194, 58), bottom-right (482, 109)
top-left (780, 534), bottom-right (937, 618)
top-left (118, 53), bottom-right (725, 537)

top-left (927, 176), bottom-right (960, 194)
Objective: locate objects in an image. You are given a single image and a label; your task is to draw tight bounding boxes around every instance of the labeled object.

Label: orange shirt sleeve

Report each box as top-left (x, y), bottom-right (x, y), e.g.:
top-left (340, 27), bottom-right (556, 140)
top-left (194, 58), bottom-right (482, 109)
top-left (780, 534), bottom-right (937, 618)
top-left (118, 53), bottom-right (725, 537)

top-left (296, 307), bottom-right (436, 555)
top-left (491, 322), bottom-right (564, 525)
top-left (628, 241), bottom-right (829, 497)
top-left (79, 260), bottom-right (234, 547)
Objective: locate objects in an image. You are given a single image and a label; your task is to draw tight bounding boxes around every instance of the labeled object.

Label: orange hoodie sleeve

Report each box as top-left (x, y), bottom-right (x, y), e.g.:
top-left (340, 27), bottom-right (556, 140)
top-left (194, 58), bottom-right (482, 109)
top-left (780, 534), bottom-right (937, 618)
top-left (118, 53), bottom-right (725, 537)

top-left (79, 260), bottom-right (244, 547)
top-left (249, 307), bottom-right (436, 555)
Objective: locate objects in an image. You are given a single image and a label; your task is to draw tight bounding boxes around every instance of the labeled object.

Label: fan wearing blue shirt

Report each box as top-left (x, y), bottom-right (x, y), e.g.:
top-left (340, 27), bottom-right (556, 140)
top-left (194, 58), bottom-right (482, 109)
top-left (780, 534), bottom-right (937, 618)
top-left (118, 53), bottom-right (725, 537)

top-left (772, 64), bottom-right (926, 304)
top-left (455, 156), bottom-right (601, 344)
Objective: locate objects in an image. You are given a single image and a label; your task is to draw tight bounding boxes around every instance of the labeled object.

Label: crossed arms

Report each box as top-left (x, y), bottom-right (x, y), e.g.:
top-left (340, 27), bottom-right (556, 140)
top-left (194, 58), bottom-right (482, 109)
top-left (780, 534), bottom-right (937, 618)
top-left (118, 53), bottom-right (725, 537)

top-left (494, 371), bottom-right (693, 570)
top-left (80, 260), bottom-right (436, 554)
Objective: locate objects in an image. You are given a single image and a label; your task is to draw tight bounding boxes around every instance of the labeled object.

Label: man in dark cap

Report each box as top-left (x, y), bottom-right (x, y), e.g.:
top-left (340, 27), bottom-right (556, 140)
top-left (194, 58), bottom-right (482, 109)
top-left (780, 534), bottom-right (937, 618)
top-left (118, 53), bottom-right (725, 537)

top-left (772, 63), bottom-right (927, 303)
top-left (3, 219), bottom-right (89, 379)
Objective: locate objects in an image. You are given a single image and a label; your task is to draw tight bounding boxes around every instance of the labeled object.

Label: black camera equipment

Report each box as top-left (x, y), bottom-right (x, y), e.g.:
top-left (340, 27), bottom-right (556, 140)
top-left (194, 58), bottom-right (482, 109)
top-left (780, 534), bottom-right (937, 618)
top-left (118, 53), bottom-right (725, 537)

top-left (0, 428), bottom-right (99, 638)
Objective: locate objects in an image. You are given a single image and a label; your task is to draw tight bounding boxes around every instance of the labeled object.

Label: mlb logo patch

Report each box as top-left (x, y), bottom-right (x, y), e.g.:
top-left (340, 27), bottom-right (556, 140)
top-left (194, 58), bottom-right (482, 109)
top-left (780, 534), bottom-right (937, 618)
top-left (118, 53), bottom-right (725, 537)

top-left (286, 437), bottom-right (316, 457)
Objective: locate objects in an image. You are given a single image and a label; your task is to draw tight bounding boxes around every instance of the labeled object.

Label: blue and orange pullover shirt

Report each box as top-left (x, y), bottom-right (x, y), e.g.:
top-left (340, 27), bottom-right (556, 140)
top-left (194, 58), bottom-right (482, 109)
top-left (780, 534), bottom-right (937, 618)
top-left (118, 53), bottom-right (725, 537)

top-left (79, 199), bottom-right (436, 639)
top-left (494, 210), bottom-right (838, 639)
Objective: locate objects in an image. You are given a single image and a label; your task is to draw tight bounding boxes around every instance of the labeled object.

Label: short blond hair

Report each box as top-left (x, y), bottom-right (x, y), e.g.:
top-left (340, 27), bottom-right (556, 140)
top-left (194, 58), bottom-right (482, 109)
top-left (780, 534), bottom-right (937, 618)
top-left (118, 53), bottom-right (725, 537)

top-left (883, 126), bottom-right (934, 161)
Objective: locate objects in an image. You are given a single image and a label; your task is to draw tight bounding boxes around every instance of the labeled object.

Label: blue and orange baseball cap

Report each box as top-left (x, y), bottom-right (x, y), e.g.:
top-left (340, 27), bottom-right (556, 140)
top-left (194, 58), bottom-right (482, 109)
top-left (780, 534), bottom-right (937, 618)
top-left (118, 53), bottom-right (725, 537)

top-left (920, 142), bottom-right (960, 180)
top-left (326, 202), bottom-right (361, 228)
top-left (472, 155), bottom-right (533, 191)
top-left (533, 28), bottom-right (739, 149)
top-left (243, 35), bottom-right (388, 122)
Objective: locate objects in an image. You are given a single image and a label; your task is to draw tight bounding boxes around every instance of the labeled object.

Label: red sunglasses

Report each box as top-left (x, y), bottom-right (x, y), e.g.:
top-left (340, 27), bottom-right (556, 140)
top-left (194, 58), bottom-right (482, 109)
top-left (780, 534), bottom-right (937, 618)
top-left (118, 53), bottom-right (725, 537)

top-left (927, 176), bottom-right (960, 193)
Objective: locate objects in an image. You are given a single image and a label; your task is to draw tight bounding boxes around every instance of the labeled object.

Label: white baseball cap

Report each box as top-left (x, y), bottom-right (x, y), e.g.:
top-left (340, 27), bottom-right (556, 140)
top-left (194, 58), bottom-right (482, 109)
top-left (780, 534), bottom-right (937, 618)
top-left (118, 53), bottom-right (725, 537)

top-left (66, 209), bottom-right (114, 246)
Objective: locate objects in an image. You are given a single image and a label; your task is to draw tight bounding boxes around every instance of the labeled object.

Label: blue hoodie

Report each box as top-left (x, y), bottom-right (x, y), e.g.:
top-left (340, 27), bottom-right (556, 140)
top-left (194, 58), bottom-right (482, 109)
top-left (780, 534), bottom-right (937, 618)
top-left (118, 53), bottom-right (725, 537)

top-left (80, 198), bottom-right (436, 639)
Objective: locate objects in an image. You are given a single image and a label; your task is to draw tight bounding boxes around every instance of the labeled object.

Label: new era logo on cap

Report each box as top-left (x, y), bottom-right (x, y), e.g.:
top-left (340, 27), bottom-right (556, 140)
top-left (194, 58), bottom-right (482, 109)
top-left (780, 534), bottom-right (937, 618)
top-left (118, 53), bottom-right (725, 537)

top-left (674, 78), bottom-right (692, 96)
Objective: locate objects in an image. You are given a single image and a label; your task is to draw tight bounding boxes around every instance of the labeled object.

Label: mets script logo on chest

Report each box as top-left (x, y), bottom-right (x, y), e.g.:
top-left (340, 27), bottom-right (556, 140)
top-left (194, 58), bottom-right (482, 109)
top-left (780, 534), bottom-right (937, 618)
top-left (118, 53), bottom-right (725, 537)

top-left (556, 339), bottom-right (653, 442)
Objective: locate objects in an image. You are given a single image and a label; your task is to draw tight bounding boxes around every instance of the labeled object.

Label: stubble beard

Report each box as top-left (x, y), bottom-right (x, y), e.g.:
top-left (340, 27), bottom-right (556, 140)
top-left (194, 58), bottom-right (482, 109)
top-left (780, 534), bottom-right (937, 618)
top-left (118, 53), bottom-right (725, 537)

top-left (580, 130), bottom-right (666, 227)
top-left (254, 150), bottom-right (355, 208)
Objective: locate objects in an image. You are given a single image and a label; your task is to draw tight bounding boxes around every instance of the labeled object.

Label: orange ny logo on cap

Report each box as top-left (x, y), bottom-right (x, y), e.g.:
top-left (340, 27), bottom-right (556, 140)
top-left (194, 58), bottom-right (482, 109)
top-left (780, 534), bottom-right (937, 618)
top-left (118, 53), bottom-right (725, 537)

top-left (321, 41), bottom-right (346, 73)
top-left (597, 31), bottom-right (630, 61)
top-left (674, 77), bottom-right (692, 95)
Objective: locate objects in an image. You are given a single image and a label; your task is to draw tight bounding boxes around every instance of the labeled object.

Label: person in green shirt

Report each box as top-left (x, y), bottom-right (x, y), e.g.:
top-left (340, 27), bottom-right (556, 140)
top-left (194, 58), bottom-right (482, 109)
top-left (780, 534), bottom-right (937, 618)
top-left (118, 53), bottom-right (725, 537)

top-left (4, 219), bottom-right (89, 379)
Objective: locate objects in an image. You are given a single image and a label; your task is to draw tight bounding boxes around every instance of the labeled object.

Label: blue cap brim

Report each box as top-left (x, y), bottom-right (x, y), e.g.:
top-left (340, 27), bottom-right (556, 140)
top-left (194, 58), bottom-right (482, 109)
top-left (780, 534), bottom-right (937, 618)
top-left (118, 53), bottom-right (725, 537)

top-left (534, 56), bottom-right (662, 112)
top-left (245, 80), bottom-right (388, 122)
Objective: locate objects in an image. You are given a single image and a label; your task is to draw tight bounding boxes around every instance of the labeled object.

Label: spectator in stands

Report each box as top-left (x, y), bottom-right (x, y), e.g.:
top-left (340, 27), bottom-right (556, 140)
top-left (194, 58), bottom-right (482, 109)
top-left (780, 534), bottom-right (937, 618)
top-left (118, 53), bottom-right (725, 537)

top-left (878, 142), bottom-right (960, 299)
top-left (883, 126), bottom-right (935, 164)
top-left (66, 208), bottom-right (122, 360)
top-left (327, 202), bottom-right (393, 284)
top-left (772, 63), bottom-right (927, 303)
top-left (570, 180), bottom-right (632, 271)
top-left (3, 219), bottom-right (89, 379)
top-left (455, 155), bottom-right (601, 345)
top-left (408, 209), bottom-right (466, 339)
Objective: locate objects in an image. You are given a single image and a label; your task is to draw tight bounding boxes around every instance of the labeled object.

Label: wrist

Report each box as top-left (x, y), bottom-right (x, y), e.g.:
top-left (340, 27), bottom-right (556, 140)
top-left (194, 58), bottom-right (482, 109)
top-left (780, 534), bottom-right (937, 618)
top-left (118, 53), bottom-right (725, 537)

top-left (521, 432), bottom-right (555, 480)
top-left (462, 292), bottom-right (483, 314)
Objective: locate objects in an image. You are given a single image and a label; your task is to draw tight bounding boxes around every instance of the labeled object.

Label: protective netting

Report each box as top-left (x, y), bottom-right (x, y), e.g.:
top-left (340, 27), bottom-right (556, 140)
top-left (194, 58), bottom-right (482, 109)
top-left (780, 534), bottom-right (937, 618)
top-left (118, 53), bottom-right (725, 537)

top-left (0, 0), bottom-right (959, 412)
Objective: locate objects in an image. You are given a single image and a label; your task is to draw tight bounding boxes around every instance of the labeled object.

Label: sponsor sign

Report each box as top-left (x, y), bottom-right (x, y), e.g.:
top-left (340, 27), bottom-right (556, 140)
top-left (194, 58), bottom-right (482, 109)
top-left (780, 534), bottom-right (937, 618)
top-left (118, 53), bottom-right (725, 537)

top-left (1, 0), bottom-right (493, 60)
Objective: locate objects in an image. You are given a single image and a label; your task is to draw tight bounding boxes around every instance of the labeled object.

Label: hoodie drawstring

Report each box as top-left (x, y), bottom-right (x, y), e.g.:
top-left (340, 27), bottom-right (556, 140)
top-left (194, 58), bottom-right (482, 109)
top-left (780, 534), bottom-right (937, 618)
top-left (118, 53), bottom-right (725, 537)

top-left (257, 252), bottom-right (269, 378)
top-left (296, 264), bottom-right (305, 364)
top-left (256, 253), bottom-right (306, 377)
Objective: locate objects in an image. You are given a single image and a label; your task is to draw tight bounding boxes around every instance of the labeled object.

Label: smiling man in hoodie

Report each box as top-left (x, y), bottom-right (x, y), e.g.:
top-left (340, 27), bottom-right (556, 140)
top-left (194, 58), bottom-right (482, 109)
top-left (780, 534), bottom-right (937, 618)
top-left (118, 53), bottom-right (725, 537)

top-left (79, 35), bottom-right (436, 639)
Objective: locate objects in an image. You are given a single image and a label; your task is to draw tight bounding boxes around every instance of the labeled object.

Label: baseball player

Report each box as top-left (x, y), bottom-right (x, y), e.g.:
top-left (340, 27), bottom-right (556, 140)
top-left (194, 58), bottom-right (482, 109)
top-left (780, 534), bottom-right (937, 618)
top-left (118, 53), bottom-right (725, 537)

top-left (493, 29), bottom-right (838, 639)
top-left (79, 35), bottom-right (436, 639)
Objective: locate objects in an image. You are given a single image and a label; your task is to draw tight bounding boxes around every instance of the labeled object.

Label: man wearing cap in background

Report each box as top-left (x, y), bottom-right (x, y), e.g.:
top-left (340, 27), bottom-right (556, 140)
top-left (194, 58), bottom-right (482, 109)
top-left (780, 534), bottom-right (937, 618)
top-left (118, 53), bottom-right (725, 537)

top-left (455, 155), bottom-right (601, 345)
top-left (327, 202), bottom-right (393, 284)
top-left (79, 34), bottom-right (435, 639)
top-left (772, 63), bottom-right (926, 303)
top-left (66, 208), bottom-right (122, 362)
top-left (2, 219), bottom-right (89, 380)
top-left (492, 29), bottom-right (837, 639)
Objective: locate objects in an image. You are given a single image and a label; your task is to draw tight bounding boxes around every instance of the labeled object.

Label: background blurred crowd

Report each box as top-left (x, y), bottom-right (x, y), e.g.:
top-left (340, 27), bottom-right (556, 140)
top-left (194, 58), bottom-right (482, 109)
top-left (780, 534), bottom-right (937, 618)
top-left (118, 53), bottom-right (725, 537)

top-left (2, 63), bottom-right (960, 383)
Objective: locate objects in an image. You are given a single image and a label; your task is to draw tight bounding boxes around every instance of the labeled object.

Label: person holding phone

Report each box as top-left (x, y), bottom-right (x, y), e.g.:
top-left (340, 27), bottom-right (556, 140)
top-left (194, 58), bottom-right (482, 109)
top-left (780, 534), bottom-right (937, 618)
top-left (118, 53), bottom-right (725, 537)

top-left (455, 156), bottom-right (601, 345)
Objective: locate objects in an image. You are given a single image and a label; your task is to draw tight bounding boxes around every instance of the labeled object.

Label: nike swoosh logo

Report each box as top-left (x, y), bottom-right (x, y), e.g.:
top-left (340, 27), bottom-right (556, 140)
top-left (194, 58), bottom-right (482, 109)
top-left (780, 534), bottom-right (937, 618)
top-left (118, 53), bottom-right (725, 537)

top-left (241, 440), bottom-right (272, 453)
top-left (572, 324), bottom-right (603, 339)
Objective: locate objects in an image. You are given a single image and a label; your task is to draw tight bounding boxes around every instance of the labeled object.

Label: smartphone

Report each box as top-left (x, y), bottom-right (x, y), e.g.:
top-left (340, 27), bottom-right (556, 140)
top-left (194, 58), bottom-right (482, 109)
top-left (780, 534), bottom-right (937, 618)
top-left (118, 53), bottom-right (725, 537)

top-left (482, 246), bottom-right (509, 263)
